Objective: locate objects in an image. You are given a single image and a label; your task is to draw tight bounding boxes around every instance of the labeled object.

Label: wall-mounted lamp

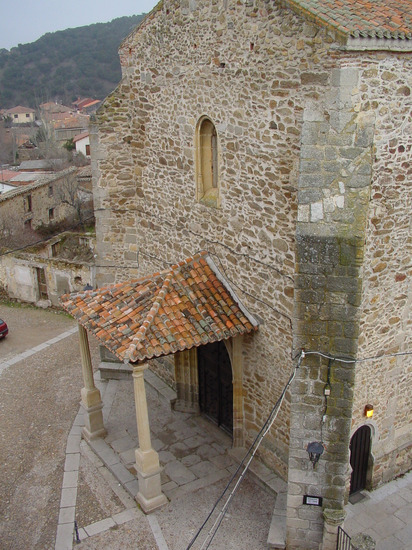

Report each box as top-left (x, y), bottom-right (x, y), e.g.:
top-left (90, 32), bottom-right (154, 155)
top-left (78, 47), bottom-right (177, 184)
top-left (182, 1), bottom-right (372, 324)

top-left (364, 404), bottom-right (374, 418)
top-left (307, 441), bottom-right (324, 468)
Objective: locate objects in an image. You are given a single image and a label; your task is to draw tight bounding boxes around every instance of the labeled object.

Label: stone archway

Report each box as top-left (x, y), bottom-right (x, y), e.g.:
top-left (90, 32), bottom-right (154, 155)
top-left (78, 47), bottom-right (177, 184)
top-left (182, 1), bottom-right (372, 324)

top-left (174, 336), bottom-right (244, 448)
top-left (350, 425), bottom-right (372, 495)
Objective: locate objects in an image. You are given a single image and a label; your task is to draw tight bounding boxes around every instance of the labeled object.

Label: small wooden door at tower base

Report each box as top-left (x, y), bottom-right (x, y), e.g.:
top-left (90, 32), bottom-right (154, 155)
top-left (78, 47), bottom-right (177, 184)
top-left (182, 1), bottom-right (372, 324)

top-left (198, 340), bottom-right (233, 435)
top-left (350, 425), bottom-right (371, 494)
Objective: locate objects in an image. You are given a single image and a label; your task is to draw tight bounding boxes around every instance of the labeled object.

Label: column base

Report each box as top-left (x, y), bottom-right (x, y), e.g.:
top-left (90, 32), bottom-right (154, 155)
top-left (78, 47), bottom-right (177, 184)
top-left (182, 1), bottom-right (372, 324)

top-left (82, 426), bottom-right (107, 441)
top-left (135, 450), bottom-right (167, 514)
top-left (136, 488), bottom-right (168, 514)
top-left (321, 509), bottom-right (346, 550)
top-left (81, 402), bottom-right (106, 441)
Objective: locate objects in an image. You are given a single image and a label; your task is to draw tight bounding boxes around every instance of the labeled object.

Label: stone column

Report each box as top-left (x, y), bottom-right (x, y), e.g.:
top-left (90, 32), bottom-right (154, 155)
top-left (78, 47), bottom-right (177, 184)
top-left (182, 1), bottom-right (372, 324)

top-left (322, 509), bottom-right (346, 550)
top-left (132, 363), bottom-right (167, 513)
top-left (78, 324), bottom-right (106, 441)
top-left (231, 337), bottom-right (244, 448)
top-left (174, 349), bottom-right (200, 413)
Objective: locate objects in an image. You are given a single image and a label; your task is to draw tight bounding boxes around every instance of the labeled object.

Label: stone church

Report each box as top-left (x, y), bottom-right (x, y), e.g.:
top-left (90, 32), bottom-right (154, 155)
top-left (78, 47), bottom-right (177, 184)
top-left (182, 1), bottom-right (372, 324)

top-left (62, 1), bottom-right (412, 548)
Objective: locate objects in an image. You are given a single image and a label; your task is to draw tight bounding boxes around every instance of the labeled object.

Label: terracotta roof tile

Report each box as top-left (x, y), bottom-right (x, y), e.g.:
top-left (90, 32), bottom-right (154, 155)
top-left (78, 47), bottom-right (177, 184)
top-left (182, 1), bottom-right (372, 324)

top-left (60, 252), bottom-right (259, 364)
top-left (283, 0), bottom-right (412, 39)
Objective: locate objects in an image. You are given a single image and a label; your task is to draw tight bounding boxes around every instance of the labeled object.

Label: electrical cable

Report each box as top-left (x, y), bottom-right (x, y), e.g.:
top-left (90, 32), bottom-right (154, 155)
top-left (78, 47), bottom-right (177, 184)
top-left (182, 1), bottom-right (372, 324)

top-left (186, 351), bottom-right (304, 550)
top-left (206, 249), bottom-right (292, 325)
top-left (302, 349), bottom-right (412, 364)
top-left (94, 205), bottom-right (294, 281)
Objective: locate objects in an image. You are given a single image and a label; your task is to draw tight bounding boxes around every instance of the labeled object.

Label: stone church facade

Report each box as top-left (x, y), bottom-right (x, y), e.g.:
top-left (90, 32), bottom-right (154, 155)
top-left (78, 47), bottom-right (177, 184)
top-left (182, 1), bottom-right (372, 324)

top-left (87, 1), bottom-right (411, 548)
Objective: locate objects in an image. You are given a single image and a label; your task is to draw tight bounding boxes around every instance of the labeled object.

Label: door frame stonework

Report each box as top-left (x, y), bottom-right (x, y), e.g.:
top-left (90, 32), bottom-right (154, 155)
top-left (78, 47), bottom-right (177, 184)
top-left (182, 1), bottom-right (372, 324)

top-left (349, 423), bottom-right (375, 495)
top-left (174, 336), bottom-right (244, 448)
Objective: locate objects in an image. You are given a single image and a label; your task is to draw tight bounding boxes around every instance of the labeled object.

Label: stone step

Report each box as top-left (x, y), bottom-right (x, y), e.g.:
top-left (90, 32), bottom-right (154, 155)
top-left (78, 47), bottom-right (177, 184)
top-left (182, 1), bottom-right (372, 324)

top-left (267, 492), bottom-right (287, 549)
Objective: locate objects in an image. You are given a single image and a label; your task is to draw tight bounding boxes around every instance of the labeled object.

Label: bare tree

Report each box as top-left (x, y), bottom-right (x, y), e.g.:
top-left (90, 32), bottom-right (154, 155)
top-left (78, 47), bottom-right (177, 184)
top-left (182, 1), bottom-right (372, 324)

top-left (56, 172), bottom-right (93, 227)
top-left (0, 209), bottom-right (39, 250)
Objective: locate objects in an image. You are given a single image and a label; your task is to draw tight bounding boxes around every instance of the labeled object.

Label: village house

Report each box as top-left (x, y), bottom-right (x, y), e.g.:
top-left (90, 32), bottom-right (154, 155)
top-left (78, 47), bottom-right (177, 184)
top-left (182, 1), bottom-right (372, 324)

top-left (73, 131), bottom-right (91, 158)
top-left (61, 1), bottom-right (412, 548)
top-left (0, 231), bottom-right (95, 307)
top-left (4, 105), bottom-right (36, 124)
top-left (0, 167), bottom-right (88, 237)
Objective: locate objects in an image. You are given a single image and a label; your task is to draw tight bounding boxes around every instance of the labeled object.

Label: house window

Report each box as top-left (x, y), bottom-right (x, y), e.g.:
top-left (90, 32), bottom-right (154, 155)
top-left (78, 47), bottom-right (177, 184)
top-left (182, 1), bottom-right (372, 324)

top-left (25, 194), bottom-right (32, 212)
top-left (14, 114), bottom-right (18, 119)
top-left (48, 185), bottom-right (53, 197)
top-left (26, 113), bottom-right (30, 118)
top-left (85, 144), bottom-right (90, 156)
top-left (49, 208), bottom-right (54, 220)
top-left (196, 116), bottom-right (219, 207)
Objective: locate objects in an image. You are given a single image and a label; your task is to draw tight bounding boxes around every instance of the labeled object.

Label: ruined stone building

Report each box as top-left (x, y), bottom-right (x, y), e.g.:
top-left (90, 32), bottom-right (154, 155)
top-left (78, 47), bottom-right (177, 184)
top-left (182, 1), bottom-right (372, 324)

top-left (63, 1), bottom-right (412, 548)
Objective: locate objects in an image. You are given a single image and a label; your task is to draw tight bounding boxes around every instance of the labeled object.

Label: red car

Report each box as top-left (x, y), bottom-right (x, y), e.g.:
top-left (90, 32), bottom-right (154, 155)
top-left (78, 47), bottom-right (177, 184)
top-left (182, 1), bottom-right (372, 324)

top-left (0, 319), bottom-right (8, 338)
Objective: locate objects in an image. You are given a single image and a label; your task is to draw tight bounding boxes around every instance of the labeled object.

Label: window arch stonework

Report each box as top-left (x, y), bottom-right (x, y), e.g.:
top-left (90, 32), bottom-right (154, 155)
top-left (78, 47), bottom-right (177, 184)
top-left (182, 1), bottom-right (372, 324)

top-left (196, 116), bottom-right (220, 207)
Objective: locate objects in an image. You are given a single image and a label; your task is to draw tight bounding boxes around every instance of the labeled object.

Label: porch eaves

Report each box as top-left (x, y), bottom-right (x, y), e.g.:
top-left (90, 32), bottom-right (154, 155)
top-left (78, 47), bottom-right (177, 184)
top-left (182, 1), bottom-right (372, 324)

top-left (60, 251), bottom-right (259, 364)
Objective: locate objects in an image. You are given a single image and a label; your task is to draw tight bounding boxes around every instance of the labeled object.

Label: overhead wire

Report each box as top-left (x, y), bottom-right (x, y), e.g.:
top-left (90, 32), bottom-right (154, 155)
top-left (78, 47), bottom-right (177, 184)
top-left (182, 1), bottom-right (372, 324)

top-left (94, 205), bottom-right (294, 281)
top-left (186, 351), bottom-right (304, 550)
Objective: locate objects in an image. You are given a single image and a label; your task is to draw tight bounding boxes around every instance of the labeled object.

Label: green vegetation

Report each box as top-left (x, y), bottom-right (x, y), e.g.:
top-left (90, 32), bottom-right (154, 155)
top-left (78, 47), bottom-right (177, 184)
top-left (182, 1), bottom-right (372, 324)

top-left (0, 14), bottom-right (145, 108)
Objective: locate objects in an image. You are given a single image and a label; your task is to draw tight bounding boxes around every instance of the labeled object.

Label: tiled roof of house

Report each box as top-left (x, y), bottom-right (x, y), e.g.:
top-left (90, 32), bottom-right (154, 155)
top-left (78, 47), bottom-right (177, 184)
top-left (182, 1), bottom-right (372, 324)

top-left (73, 131), bottom-right (89, 142)
top-left (0, 170), bottom-right (21, 182)
top-left (5, 105), bottom-right (36, 114)
top-left (60, 252), bottom-right (259, 364)
top-left (40, 102), bottom-right (72, 114)
top-left (283, 0), bottom-right (412, 39)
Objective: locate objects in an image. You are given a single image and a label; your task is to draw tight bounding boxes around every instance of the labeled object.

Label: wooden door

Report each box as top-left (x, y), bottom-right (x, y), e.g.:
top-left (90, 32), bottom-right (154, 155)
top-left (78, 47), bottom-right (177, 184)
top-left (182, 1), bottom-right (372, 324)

top-left (198, 340), bottom-right (233, 435)
top-left (350, 425), bottom-right (371, 494)
top-left (36, 267), bottom-right (48, 300)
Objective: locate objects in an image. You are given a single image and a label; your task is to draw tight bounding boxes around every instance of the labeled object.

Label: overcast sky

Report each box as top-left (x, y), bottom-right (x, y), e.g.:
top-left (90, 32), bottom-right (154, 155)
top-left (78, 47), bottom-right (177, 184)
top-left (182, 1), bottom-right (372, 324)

top-left (0, 0), bottom-right (159, 50)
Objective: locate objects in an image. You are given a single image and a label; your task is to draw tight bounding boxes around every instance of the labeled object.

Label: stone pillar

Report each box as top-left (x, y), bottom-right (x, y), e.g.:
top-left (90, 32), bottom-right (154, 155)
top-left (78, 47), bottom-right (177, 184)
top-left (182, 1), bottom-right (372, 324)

top-left (231, 337), bottom-right (244, 448)
top-left (174, 349), bottom-right (200, 413)
top-left (132, 362), bottom-right (167, 513)
top-left (286, 66), bottom-right (372, 549)
top-left (322, 509), bottom-right (346, 550)
top-left (78, 324), bottom-right (106, 441)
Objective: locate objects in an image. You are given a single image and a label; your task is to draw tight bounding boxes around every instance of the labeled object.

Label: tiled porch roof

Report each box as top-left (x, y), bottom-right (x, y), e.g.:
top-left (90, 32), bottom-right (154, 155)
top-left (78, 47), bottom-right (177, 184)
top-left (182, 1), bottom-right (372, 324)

top-left (283, 0), bottom-right (412, 39)
top-left (60, 252), bottom-right (258, 364)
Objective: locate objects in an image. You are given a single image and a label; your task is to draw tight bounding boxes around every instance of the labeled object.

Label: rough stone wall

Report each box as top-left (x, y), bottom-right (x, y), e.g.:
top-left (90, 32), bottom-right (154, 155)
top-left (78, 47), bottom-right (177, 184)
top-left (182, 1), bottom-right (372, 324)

top-left (288, 64), bottom-right (374, 549)
top-left (92, 0), bottom-right (341, 476)
top-left (0, 169), bottom-right (78, 233)
top-left (353, 54), bottom-right (412, 487)
top-left (0, 253), bottom-right (93, 306)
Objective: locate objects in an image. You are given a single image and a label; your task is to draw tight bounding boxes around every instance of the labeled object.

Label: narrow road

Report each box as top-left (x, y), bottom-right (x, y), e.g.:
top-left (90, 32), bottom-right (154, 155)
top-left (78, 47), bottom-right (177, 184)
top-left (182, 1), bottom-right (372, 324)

top-left (0, 304), bottom-right (87, 549)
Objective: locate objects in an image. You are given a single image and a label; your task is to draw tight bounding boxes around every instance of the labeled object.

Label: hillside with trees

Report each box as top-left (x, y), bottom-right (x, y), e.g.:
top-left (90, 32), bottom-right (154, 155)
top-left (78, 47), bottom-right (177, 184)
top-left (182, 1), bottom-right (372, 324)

top-left (0, 14), bottom-right (145, 109)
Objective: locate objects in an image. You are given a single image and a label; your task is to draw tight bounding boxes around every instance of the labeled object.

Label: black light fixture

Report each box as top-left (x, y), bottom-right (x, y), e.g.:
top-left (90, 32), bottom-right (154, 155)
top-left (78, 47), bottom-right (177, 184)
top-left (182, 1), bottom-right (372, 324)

top-left (307, 441), bottom-right (324, 468)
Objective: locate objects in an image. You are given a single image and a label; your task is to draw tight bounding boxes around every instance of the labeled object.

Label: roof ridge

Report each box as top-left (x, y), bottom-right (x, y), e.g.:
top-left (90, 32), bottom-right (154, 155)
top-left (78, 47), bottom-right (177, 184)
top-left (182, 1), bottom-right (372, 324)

top-left (169, 250), bottom-right (208, 272)
top-left (126, 269), bottom-right (173, 362)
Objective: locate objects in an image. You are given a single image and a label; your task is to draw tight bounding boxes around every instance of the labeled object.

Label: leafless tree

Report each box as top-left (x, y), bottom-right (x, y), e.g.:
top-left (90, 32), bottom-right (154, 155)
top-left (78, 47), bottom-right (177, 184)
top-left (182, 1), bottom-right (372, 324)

top-left (56, 173), bottom-right (93, 227)
top-left (0, 209), bottom-right (39, 251)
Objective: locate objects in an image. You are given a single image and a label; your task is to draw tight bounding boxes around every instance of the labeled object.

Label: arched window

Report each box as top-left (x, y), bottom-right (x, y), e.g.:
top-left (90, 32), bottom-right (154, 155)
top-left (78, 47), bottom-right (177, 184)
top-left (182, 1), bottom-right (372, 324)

top-left (196, 117), bottom-right (219, 207)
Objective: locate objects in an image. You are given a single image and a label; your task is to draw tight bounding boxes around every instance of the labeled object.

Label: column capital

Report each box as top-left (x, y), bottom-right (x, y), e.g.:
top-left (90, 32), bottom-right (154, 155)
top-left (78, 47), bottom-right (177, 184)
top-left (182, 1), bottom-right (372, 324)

top-left (131, 362), bottom-right (149, 375)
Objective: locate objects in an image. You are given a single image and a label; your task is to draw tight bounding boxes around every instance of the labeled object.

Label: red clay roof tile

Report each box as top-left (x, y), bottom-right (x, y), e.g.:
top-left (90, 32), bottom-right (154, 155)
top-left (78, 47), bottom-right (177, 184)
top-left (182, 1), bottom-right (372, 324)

top-left (283, 0), bottom-right (412, 39)
top-left (60, 252), bottom-right (258, 363)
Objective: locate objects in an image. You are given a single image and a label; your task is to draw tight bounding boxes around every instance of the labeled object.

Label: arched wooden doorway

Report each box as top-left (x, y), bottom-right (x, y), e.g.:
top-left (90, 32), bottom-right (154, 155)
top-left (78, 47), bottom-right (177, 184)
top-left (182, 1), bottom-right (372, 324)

top-left (198, 340), bottom-right (233, 435)
top-left (350, 425), bottom-right (371, 494)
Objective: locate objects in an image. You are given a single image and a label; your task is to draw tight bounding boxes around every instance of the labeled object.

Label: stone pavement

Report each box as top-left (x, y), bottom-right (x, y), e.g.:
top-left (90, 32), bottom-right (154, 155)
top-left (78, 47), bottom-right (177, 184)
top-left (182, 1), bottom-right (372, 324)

top-left (55, 366), bottom-right (285, 549)
top-left (344, 471), bottom-right (412, 550)
top-left (55, 361), bottom-right (412, 550)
